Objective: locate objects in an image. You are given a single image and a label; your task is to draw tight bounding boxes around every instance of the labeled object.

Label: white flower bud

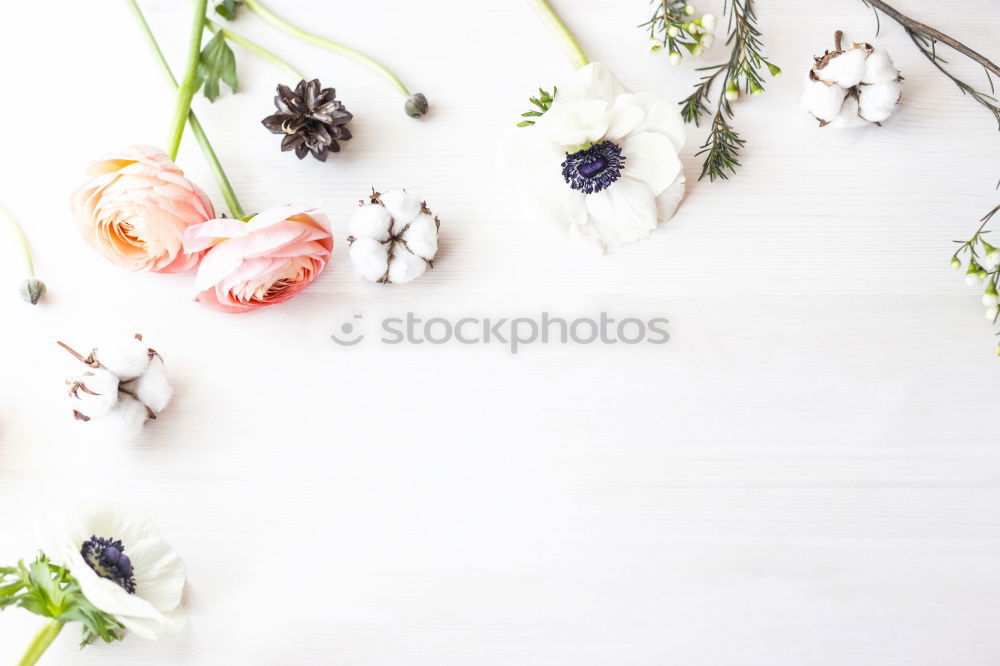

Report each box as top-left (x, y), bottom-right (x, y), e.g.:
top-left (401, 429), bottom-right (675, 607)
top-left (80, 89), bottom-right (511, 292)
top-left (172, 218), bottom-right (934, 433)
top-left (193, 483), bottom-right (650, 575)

top-left (667, 25), bottom-right (681, 38)
top-left (967, 273), bottom-right (985, 287)
top-left (683, 4), bottom-right (696, 16)
top-left (983, 292), bottom-right (999, 308)
top-left (646, 39), bottom-right (663, 54)
top-left (983, 247), bottom-right (1000, 270)
top-left (699, 13), bottom-right (717, 31)
top-left (669, 51), bottom-right (682, 66)
top-left (699, 33), bottom-right (716, 49)
top-left (986, 305), bottom-right (999, 320)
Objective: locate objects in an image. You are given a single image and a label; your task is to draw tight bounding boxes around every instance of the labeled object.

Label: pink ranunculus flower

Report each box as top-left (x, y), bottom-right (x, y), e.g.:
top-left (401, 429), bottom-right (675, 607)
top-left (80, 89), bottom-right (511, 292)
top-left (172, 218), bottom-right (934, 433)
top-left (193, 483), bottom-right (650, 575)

top-left (183, 204), bottom-right (333, 314)
top-left (69, 145), bottom-right (215, 273)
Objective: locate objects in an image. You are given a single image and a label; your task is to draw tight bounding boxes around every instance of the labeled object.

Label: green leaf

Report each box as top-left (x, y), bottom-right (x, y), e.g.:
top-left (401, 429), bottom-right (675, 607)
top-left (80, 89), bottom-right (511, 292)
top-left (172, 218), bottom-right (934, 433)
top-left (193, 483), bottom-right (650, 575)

top-left (516, 85), bottom-right (557, 128)
top-left (0, 554), bottom-right (124, 646)
top-left (214, 0), bottom-right (243, 20)
top-left (197, 31), bottom-right (239, 102)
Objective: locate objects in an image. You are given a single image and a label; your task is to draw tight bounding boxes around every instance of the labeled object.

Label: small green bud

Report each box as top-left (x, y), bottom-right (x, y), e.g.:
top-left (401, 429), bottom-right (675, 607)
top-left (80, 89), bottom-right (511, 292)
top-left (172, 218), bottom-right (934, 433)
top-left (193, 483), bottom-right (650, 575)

top-left (683, 4), bottom-right (696, 16)
top-left (749, 79), bottom-right (764, 96)
top-left (950, 257), bottom-right (962, 270)
top-left (404, 93), bottom-right (428, 118)
top-left (19, 277), bottom-right (45, 305)
top-left (667, 25), bottom-right (681, 38)
top-left (767, 63), bottom-right (782, 77)
top-left (724, 81), bottom-right (739, 102)
top-left (966, 260), bottom-right (981, 275)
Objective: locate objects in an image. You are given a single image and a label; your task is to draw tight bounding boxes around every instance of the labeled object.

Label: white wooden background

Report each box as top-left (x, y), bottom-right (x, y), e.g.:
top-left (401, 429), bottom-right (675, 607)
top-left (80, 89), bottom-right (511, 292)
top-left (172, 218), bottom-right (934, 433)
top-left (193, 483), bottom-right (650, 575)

top-left (1, 0), bottom-right (999, 664)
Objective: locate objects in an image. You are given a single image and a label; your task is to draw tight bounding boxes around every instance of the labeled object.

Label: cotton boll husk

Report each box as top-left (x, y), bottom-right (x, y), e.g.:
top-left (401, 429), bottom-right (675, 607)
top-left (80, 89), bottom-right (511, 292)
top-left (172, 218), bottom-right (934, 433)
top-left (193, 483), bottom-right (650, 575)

top-left (402, 213), bottom-right (439, 260)
top-left (858, 80), bottom-right (901, 122)
top-left (96, 338), bottom-right (150, 379)
top-left (350, 237), bottom-right (389, 282)
top-left (380, 189), bottom-right (422, 227)
top-left (69, 368), bottom-right (120, 419)
top-left (862, 48), bottom-right (899, 84)
top-left (387, 249), bottom-right (428, 284)
top-left (89, 395), bottom-right (148, 441)
top-left (828, 95), bottom-right (868, 129)
top-left (349, 204), bottom-right (393, 241)
top-left (816, 47), bottom-right (867, 87)
top-left (133, 357), bottom-right (172, 414)
top-left (801, 78), bottom-right (847, 122)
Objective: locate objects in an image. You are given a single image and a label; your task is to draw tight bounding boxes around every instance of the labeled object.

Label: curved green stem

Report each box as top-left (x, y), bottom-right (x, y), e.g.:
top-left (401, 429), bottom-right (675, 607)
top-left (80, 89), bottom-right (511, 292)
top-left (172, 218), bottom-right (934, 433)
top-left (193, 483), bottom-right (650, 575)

top-left (205, 18), bottom-right (305, 81)
top-left (0, 200), bottom-right (36, 276)
top-left (17, 620), bottom-right (63, 666)
top-left (165, 0), bottom-right (208, 160)
top-left (527, 0), bottom-right (589, 69)
top-left (126, 0), bottom-right (245, 219)
top-left (243, 0), bottom-right (411, 96)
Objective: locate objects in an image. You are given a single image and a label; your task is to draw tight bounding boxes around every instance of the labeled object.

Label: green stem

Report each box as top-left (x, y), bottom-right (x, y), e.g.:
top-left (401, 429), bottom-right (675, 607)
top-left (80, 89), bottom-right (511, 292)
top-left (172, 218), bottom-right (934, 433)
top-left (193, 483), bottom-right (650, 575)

top-left (204, 18), bottom-right (305, 81)
top-left (126, 0), bottom-right (245, 219)
top-left (0, 200), bottom-right (36, 276)
top-left (165, 0), bottom-right (208, 160)
top-left (527, 0), bottom-right (589, 69)
top-left (243, 0), bottom-right (411, 96)
top-left (17, 620), bottom-right (63, 666)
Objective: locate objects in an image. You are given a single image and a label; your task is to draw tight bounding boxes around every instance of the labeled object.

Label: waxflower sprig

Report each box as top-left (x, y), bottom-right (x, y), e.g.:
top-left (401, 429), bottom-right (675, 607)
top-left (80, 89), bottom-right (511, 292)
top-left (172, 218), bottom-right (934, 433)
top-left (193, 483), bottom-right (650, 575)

top-left (641, 1), bottom-right (717, 64)
top-left (0, 199), bottom-right (45, 304)
top-left (498, 0), bottom-right (687, 253)
top-left (1, 506), bottom-right (187, 664)
top-left (678, 0), bottom-right (780, 181)
top-left (951, 203), bottom-right (1000, 354)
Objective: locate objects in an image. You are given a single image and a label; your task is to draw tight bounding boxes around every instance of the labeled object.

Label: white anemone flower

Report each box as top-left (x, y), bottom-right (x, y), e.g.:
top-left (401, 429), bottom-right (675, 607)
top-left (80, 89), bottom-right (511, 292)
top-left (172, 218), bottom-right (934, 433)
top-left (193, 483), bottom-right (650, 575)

top-left (45, 505), bottom-right (187, 640)
top-left (498, 62), bottom-right (686, 254)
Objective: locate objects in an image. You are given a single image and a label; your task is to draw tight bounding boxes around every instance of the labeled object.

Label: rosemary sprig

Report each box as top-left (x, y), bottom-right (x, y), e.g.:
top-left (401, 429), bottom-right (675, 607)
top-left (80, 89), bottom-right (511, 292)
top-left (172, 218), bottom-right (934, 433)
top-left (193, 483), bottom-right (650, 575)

top-left (681, 0), bottom-right (779, 181)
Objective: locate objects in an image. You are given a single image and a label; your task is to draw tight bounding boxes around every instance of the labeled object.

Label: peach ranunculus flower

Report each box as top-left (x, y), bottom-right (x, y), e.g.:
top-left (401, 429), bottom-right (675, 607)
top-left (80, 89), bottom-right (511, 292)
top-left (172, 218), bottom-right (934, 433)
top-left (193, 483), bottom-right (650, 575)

top-left (182, 204), bottom-right (333, 314)
top-left (70, 145), bottom-right (215, 273)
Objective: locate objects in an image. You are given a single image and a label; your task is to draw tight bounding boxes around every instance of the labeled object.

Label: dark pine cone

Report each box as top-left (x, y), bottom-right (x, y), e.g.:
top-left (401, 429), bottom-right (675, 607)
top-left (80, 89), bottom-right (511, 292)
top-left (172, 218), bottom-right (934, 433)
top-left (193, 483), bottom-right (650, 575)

top-left (262, 79), bottom-right (353, 162)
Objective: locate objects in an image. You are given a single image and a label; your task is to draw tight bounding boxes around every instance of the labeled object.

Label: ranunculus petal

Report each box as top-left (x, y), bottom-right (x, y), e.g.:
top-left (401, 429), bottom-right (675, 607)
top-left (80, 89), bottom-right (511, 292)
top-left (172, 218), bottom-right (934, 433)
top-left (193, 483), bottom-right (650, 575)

top-left (192, 205), bottom-right (333, 313)
top-left (70, 145), bottom-right (215, 273)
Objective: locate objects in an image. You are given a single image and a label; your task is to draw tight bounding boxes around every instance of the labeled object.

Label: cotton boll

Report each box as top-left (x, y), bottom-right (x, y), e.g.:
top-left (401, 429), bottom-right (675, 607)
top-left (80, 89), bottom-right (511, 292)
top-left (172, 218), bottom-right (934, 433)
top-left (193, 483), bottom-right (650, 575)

top-left (387, 248), bottom-right (428, 284)
top-left (349, 204), bottom-right (393, 242)
top-left (91, 395), bottom-right (149, 442)
top-left (69, 368), bottom-right (120, 419)
top-left (402, 213), bottom-right (439, 260)
top-left (801, 78), bottom-right (847, 123)
top-left (862, 48), bottom-right (899, 84)
top-left (379, 189), bottom-right (422, 226)
top-left (133, 357), bottom-right (172, 414)
top-left (828, 95), bottom-right (868, 129)
top-left (815, 47), bottom-right (867, 87)
top-left (348, 189), bottom-right (442, 284)
top-left (858, 80), bottom-right (901, 123)
top-left (96, 338), bottom-right (150, 379)
top-left (349, 237), bottom-right (390, 282)
top-left (803, 34), bottom-right (902, 128)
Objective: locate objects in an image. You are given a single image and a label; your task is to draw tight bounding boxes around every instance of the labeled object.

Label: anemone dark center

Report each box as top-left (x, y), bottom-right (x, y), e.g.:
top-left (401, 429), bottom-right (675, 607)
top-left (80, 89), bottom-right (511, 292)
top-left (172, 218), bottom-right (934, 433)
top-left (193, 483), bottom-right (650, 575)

top-left (81, 536), bottom-right (136, 594)
top-left (561, 141), bottom-right (625, 194)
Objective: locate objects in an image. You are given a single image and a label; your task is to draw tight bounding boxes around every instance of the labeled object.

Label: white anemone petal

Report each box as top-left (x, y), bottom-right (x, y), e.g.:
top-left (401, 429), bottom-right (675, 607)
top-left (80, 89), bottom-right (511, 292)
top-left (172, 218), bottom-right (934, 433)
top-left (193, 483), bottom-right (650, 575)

top-left (553, 62), bottom-right (630, 106)
top-left (620, 132), bottom-right (682, 196)
top-left (583, 176), bottom-right (658, 248)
